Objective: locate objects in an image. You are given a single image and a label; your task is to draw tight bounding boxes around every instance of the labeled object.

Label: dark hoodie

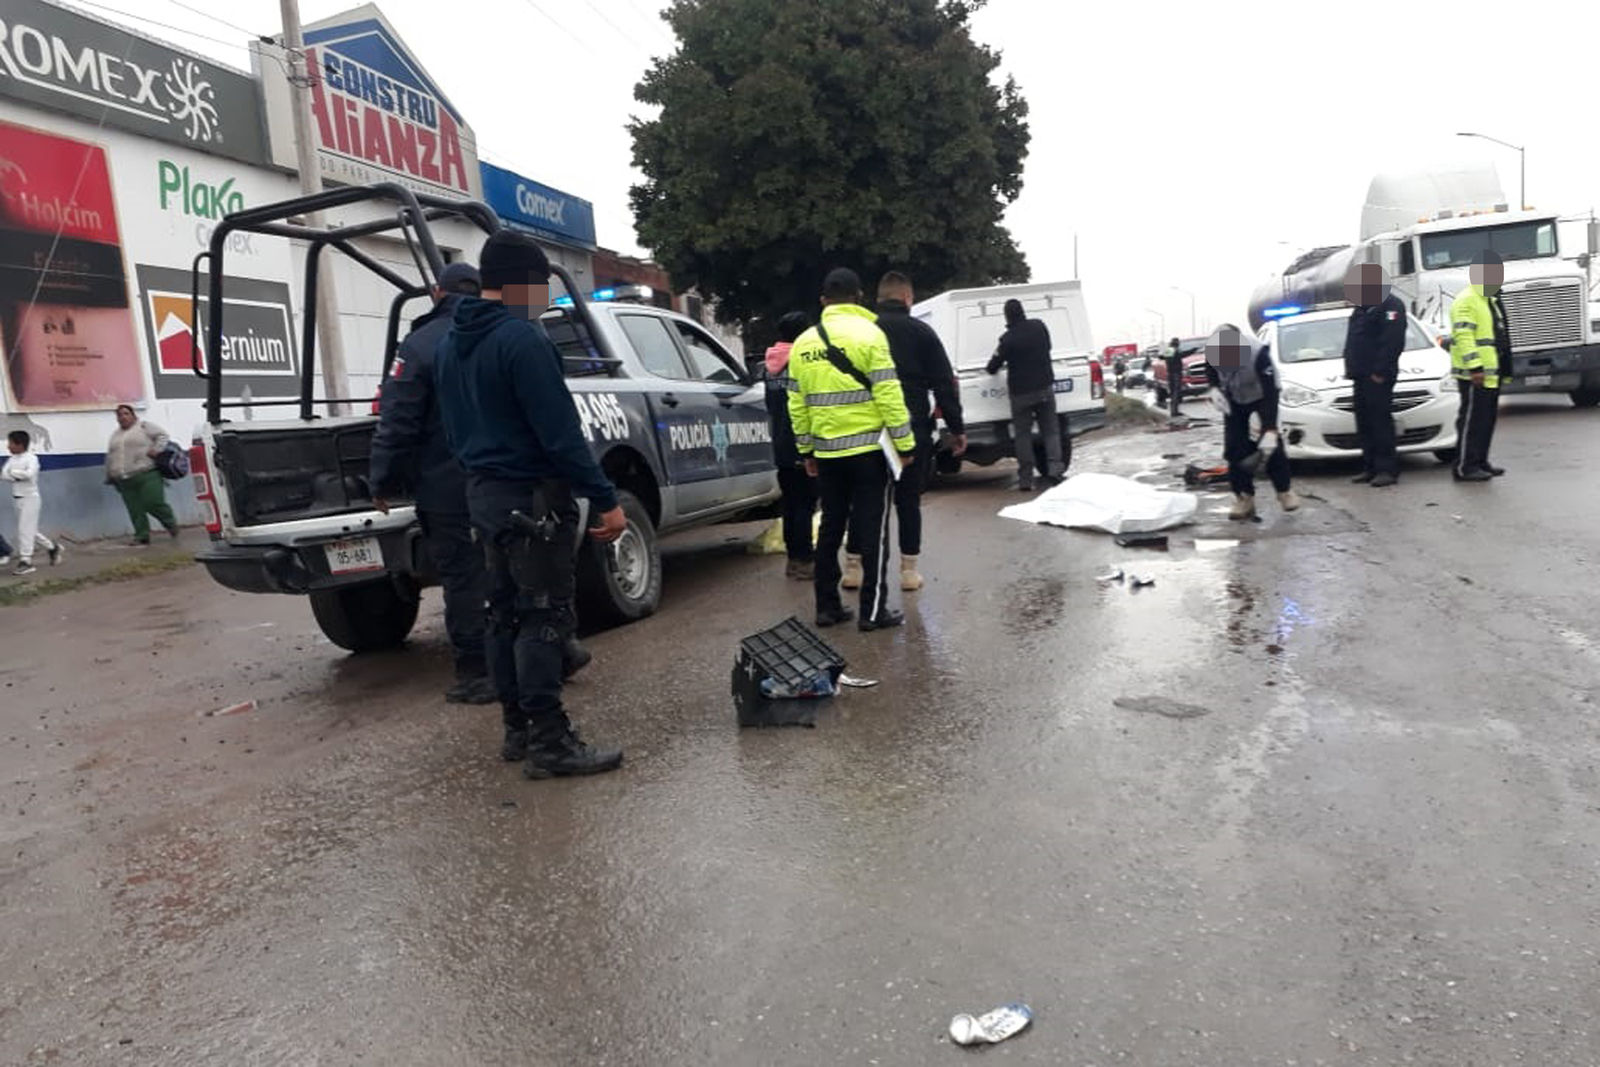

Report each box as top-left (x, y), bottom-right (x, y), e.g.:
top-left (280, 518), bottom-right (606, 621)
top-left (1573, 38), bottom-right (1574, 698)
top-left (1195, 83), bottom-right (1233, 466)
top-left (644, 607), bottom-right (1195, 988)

top-left (432, 296), bottom-right (618, 512)
top-left (985, 302), bottom-right (1055, 397)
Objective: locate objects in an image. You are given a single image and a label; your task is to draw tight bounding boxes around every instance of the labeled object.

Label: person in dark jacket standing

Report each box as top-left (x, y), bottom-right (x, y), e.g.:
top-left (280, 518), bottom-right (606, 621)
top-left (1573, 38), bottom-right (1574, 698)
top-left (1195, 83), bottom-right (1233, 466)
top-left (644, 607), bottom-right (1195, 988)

top-left (1203, 323), bottom-right (1301, 521)
top-left (1341, 262), bottom-right (1408, 488)
top-left (432, 232), bottom-right (625, 779)
top-left (1164, 336), bottom-right (1184, 417)
top-left (986, 299), bottom-right (1060, 491)
top-left (764, 311), bottom-right (817, 580)
top-left (874, 271), bottom-right (965, 591)
top-left (370, 264), bottom-right (592, 703)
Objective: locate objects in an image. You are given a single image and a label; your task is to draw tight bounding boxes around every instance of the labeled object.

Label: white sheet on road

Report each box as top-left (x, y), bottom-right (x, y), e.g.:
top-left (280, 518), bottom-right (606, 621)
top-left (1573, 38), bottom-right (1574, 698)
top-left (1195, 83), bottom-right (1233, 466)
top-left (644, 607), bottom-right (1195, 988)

top-left (998, 472), bottom-right (1198, 534)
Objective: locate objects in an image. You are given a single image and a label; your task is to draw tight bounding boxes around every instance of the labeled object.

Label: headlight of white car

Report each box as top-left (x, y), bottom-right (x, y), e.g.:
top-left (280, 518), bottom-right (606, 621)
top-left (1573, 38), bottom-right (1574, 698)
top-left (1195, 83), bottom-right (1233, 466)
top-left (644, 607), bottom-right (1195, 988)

top-left (1280, 382), bottom-right (1319, 408)
top-left (1438, 372), bottom-right (1457, 394)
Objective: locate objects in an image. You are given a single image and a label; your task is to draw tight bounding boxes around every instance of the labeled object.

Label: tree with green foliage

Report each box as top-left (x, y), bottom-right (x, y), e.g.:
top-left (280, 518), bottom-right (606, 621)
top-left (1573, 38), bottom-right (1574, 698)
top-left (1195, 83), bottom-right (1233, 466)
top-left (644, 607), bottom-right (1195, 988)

top-left (630, 0), bottom-right (1029, 329)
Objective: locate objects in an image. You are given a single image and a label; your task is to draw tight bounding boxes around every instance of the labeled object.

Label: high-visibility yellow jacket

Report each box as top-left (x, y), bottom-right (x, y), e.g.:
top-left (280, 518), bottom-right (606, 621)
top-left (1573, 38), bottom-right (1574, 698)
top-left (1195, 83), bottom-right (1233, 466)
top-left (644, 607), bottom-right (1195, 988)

top-left (1450, 285), bottom-right (1509, 389)
top-left (787, 304), bottom-right (915, 459)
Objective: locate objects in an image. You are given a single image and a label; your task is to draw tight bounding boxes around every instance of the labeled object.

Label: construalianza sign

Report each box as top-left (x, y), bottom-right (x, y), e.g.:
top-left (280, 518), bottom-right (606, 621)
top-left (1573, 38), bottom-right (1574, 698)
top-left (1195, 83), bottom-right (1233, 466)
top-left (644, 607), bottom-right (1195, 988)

top-left (255, 4), bottom-right (481, 199)
top-left (0, 0), bottom-right (267, 165)
top-left (135, 264), bottom-right (299, 400)
top-left (480, 162), bottom-right (596, 250)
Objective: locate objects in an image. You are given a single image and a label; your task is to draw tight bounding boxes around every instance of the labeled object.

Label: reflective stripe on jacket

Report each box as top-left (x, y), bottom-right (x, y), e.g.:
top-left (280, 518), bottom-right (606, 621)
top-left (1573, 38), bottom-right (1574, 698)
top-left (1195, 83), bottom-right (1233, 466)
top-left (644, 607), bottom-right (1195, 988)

top-left (786, 304), bottom-right (915, 459)
top-left (1450, 285), bottom-right (1506, 389)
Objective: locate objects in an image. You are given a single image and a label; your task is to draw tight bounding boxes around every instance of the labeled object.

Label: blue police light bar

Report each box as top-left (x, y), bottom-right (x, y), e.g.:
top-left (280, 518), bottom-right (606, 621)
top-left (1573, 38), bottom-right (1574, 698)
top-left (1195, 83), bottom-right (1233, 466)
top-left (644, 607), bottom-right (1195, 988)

top-left (1261, 305), bottom-right (1303, 319)
top-left (552, 295), bottom-right (574, 307)
top-left (592, 288), bottom-right (617, 302)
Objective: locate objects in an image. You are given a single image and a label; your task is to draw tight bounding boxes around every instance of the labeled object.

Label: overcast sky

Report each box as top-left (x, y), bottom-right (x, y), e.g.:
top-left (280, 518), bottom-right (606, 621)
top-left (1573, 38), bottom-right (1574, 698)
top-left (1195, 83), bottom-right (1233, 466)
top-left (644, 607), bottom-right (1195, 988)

top-left (86, 0), bottom-right (1600, 349)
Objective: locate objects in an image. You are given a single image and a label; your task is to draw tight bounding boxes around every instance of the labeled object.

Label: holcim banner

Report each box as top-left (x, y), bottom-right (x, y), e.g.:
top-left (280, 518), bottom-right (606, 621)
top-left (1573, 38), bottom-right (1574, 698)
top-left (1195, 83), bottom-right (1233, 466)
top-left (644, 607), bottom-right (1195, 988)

top-left (0, 0), bottom-right (267, 165)
top-left (256, 4), bottom-right (480, 199)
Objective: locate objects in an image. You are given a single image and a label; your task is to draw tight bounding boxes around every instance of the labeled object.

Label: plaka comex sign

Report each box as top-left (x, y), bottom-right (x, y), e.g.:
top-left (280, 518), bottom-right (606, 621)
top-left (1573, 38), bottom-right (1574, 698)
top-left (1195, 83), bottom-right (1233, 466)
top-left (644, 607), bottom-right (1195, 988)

top-left (0, 0), bottom-right (267, 165)
top-left (255, 3), bottom-right (481, 199)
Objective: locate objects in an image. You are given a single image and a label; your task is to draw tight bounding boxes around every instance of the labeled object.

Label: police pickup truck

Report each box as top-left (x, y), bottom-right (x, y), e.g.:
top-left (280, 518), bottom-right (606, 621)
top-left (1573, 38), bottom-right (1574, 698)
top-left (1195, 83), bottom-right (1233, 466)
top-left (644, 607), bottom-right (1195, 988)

top-left (190, 185), bottom-right (778, 652)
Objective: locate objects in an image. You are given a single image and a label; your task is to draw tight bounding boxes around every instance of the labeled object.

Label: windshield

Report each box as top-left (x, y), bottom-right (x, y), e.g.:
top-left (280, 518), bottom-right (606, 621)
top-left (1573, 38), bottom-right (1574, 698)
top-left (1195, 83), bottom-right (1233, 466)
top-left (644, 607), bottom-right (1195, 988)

top-left (1276, 316), bottom-right (1435, 364)
top-left (1419, 221), bottom-right (1558, 270)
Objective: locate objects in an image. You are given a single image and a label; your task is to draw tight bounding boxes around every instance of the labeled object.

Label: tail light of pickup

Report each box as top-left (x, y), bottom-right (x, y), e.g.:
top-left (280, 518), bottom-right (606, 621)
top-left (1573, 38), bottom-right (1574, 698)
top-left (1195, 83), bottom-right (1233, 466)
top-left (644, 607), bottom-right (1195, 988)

top-left (189, 442), bottom-right (222, 536)
top-left (1089, 358), bottom-right (1105, 400)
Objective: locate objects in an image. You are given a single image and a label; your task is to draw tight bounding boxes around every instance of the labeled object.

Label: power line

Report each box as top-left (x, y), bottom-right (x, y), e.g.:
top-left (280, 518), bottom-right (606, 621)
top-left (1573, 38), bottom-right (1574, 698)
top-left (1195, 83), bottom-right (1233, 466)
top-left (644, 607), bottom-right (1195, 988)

top-left (575, 0), bottom-right (655, 56)
top-left (60, 0), bottom-right (249, 53)
top-left (162, 0), bottom-right (260, 39)
top-left (518, 0), bottom-right (598, 55)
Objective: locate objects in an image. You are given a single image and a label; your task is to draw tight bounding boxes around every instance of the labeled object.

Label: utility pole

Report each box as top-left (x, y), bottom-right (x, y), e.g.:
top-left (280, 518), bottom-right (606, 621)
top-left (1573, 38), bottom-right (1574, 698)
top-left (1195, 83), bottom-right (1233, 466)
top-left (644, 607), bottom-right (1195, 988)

top-left (1457, 131), bottom-right (1525, 210)
top-left (1073, 234), bottom-right (1079, 281)
top-left (281, 0), bottom-right (350, 415)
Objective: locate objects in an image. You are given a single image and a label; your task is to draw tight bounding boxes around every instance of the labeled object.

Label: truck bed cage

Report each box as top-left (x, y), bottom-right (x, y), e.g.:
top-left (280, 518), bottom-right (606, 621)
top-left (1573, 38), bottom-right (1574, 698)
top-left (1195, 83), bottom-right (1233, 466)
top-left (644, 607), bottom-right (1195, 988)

top-left (198, 182), bottom-right (597, 425)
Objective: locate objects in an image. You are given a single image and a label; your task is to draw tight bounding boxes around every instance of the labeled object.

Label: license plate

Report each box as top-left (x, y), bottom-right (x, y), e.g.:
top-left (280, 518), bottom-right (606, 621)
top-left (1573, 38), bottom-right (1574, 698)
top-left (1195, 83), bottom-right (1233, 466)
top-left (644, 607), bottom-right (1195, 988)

top-left (324, 537), bottom-right (383, 575)
top-left (1525, 374), bottom-right (1552, 387)
top-left (1053, 379), bottom-right (1074, 393)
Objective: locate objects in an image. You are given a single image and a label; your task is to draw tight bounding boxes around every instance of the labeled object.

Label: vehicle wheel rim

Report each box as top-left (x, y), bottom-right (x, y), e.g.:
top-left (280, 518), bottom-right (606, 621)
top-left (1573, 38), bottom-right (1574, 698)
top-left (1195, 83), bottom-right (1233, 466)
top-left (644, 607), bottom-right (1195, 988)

top-left (609, 522), bottom-right (651, 601)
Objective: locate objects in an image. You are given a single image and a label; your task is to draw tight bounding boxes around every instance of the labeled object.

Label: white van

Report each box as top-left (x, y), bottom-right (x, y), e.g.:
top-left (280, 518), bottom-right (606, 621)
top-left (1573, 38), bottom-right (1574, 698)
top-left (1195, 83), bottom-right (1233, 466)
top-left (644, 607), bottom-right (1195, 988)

top-left (912, 281), bottom-right (1106, 474)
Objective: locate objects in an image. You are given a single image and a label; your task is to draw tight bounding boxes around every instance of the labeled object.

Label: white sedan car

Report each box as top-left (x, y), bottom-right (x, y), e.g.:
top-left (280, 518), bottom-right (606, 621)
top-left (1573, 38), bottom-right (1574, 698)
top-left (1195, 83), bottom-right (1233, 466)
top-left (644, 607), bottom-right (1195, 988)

top-left (1257, 308), bottom-right (1460, 463)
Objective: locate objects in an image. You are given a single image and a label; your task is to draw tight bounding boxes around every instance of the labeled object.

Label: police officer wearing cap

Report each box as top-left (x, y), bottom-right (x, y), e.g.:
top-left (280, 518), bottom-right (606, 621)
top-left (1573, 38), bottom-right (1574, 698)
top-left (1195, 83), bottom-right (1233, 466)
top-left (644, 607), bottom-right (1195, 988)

top-left (371, 263), bottom-right (595, 705)
top-left (1341, 262), bottom-right (1408, 488)
top-left (432, 231), bottom-right (626, 778)
top-left (1450, 249), bottom-right (1510, 482)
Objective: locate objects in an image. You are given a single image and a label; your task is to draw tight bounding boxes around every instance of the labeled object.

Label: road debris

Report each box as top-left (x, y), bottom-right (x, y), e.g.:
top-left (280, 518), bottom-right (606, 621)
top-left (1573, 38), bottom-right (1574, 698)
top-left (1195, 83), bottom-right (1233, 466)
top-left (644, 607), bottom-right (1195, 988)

top-left (1114, 532), bottom-right (1169, 550)
top-left (1096, 567), bottom-right (1125, 583)
top-left (205, 700), bottom-right (257, 718)
top-left (838, 675), bottom-right (879, 689)
top-left (1114, 695), bottom-right (1213, 719)
top-left (1129, 574), bottom-right (1156, 588)
top-left (949, 1002), bottom-right (1032, 1046)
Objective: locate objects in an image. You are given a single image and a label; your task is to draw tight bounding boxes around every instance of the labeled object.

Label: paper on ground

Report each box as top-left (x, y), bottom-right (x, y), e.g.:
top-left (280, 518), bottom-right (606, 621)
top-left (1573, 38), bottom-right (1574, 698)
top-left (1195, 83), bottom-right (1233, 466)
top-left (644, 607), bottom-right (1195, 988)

top-left (998, 472), bottom-right (1197, 534)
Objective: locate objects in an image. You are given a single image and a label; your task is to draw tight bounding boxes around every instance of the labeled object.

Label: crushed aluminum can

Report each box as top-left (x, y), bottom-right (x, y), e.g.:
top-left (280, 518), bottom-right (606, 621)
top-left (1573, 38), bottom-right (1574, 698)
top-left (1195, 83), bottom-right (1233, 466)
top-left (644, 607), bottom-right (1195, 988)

top-left (949, 1002), bottom-right (1033, 1046)
top-left (1130, 574), bottom-right (1156, 588)
top-left (1096, 567), bottom-right (1125, 583)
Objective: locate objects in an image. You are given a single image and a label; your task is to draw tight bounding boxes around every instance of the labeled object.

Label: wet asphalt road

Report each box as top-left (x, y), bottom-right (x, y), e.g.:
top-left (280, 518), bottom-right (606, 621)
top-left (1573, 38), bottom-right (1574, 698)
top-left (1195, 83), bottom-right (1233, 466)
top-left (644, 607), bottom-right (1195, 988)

top-left (5, 395), bottom-right (1600, 1065)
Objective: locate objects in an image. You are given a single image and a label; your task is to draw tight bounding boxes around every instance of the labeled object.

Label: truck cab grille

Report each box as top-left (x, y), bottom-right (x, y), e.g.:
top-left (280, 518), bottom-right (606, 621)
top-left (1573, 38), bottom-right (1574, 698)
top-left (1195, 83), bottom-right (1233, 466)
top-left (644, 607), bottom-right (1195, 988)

top-left (1500, 281), bottom-right (1584, 351)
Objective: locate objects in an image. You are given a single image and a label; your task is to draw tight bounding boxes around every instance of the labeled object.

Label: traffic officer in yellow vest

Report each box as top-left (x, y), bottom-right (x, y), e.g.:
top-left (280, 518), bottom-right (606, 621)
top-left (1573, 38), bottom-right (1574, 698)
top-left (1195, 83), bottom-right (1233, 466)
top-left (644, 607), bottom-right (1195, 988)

top-left (788, 268), bottom-right (916, 631)
top-left (1450, 249), bottom-right (1510, 482)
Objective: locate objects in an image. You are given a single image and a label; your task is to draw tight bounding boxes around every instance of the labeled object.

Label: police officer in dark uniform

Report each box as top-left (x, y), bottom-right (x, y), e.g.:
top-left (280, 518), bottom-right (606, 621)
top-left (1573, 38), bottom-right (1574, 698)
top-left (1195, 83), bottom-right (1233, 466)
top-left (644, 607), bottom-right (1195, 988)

top-left (1164, 336), bottom-right (1184, 417)
top-left (1341, 262), bottom-right (1408, 488)
top-left (432, 232), bottom-right (625, 778)
top-left (370, 264), bottom-right (591, 706)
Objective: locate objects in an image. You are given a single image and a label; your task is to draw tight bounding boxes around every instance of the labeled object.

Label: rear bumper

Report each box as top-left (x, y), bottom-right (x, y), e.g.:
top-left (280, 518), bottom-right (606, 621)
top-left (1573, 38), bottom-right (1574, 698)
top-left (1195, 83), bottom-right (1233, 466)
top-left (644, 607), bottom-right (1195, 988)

top-left (197, 526), bottom-right (428, 595)
top-left (942, 410), bottom-right (1106, 467)
top-left (1502, 342), bottom-right (1600, 393)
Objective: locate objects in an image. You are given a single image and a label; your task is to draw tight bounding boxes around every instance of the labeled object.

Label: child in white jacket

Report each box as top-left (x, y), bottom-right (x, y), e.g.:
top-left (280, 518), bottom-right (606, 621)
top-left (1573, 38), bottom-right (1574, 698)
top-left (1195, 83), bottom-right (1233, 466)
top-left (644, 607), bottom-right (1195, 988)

top-left (5, 431), bottom-right (62, 576)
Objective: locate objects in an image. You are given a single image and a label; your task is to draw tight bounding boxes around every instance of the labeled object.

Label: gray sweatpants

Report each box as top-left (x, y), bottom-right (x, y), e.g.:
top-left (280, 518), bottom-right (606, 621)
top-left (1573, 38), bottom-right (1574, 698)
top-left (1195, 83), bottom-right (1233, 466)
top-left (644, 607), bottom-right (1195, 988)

top-left (1012, 388), bottom-right (1062, 485)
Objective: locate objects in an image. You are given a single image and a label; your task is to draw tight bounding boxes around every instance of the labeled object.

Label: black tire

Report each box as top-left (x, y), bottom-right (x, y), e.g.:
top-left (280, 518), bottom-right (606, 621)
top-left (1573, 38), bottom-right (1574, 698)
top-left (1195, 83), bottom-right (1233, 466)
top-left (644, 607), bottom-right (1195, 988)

top-left (309, 578), bottom-right (420, 652)
top-left (1031, 417), bottom-right (1074, 475)
top-left (575, 490), bottom-right (661, 629)
top-left (1433, 448), bottom-right (1458, 464)
top-left (1569, 388), bottom-right (1600, 408)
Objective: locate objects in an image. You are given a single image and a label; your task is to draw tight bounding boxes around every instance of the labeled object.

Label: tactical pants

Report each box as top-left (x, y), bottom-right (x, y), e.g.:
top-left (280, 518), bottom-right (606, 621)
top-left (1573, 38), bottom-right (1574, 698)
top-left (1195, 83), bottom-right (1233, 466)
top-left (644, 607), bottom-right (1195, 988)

top-left (418, 507), bottom-right (488, 681)
top-left (1352, 376), bottom-right (1399, 476)
top-left (1224, 400), bottom-right (1292, 497)
top-left (467, 476), bottom-right (577, 735)
top-left (776, 465), bottom-right (818, 562)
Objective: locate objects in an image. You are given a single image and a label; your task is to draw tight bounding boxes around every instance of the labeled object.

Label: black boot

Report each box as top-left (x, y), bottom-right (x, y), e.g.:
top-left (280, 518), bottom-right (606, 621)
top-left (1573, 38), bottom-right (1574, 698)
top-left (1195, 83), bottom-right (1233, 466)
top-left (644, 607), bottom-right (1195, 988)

top-left (562, 637), bottom-right (593, 680)
top-left (859, 608), bottom-right (905, 632)
top-left (445, 675), bottom-right (499, 705)
top-left (523, 716), bottom-right (623, 779)
top-left (815, 606), bottom-right (855, 628)
top-left (501, 726), bottom-right (530, 762)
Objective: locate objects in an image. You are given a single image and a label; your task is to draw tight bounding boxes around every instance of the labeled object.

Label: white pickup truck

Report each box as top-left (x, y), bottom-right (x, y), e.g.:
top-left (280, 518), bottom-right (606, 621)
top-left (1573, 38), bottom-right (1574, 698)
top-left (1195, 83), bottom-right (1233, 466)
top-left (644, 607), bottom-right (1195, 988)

top-left (912, 281), bottom-right (1106, 474)
top-left (189, 185), bottom-right (778, 652)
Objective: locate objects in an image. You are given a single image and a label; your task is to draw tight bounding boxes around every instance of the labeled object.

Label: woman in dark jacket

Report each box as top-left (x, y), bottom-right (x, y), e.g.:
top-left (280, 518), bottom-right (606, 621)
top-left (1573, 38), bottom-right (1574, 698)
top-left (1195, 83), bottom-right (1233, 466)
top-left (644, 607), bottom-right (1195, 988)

top-left (764, 311), bottom-right (818, 579)
top-left (1202, 324), bottom-right (1302, 521)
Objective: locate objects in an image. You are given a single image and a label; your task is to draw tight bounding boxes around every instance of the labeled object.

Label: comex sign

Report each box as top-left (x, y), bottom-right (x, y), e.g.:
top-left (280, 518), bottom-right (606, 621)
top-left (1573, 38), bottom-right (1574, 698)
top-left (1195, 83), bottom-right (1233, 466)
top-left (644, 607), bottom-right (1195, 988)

top-left (479, 161), bottom-right (596, 249)
top-left (0, 0), bottom-right (267, 164)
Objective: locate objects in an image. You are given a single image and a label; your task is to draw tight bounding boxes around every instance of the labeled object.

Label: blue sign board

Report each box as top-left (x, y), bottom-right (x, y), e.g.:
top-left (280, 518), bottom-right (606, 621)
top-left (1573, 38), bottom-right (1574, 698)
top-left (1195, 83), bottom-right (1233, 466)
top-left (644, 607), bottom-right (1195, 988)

top-left (479, 162), bottom-right (596, 250)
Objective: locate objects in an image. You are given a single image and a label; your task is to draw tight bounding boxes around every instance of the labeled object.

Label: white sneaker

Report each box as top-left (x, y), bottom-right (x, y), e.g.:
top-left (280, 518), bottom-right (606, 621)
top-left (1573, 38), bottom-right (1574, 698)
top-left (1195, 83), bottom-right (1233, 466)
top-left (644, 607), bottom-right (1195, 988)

top-left (842, 553), bottom-right (864, 590)
top-left (1228, 494), bottom-right (1257, 521)
top-left (1277, 489), bottom-right (1302, 512)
